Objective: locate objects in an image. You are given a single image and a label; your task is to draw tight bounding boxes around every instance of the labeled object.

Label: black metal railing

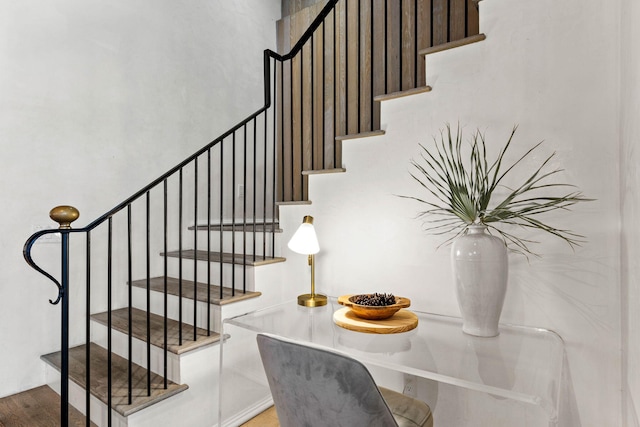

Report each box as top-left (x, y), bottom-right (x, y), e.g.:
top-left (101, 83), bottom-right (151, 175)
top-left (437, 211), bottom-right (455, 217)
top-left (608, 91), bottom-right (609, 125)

top-left (23, 0), bottom-right (478, 425)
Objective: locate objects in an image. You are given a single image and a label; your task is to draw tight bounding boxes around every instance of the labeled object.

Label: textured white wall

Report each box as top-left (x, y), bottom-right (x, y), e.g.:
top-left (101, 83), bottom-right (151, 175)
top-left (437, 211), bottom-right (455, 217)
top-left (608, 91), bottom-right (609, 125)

top-left (0, 0), bottom-right (280, 398)
top-left (280, 0), bottom-right (623, 424)
top-left (621, 0), bottom-right (640, 423)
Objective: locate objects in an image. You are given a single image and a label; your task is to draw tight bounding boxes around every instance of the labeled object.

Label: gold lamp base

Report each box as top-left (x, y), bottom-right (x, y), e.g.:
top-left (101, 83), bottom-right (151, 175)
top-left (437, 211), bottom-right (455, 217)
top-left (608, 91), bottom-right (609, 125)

top-left (298, 293), bottom-right (328, 307)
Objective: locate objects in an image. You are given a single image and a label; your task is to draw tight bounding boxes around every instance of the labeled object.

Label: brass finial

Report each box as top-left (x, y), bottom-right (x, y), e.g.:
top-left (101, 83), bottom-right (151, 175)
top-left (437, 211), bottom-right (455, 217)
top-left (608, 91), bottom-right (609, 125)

top-left (49, 205), bottom-right (80, 229)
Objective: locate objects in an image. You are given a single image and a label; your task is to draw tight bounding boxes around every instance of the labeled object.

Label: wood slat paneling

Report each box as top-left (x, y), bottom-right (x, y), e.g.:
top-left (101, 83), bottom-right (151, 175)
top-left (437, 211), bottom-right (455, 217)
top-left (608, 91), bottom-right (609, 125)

top-left (275, 0), bottom-right (480, 201)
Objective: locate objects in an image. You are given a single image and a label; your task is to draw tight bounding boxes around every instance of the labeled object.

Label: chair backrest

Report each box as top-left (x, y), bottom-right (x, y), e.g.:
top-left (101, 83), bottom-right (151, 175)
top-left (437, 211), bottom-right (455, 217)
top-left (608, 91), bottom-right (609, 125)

top-left (256, 333), bottom-right (399, 427)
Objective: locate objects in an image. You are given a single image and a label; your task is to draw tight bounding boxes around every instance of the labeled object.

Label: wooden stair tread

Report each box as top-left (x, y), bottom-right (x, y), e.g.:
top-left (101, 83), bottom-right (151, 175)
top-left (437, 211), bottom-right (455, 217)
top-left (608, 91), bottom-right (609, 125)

top-left (374, 86), bottom-right (432, 102)
top-left (419, 34), bottom-right (486, 56)
top-left (91, 308), bottom-right (221, 355)
top-left (130, 276), bottom-right (261, 306)
top-left (0, 385), bottom-right (97, 427)
top-left (188, 222), bottom-right (282, 233)
top-left (41, 343), bottom-right (188, 418)
top-left (302, 168), bottom-right (346, 175)
top-left (162, 250), bottom-right (286, 266)
top-left (335, 130), bottom-right (385, 141)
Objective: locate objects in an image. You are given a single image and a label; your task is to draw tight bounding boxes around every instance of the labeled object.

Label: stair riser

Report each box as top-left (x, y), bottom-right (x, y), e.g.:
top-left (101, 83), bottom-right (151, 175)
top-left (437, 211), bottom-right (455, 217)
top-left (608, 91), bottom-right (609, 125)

top-left (164, 260), bottom-right (256, 291)
top-left (193, 230), bottom-right (281, 255)
top-left (44, 363), bottom-right (129, 427)
top-left (131, 285), bottom-right (224, 332)
top-left (90, 321), bottom-right (183, 383)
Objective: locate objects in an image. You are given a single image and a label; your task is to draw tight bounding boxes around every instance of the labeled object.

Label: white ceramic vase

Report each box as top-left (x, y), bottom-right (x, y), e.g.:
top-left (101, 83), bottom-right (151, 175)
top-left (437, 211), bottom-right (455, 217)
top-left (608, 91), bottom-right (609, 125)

top-left (451, 224), bottom-right (508, 337)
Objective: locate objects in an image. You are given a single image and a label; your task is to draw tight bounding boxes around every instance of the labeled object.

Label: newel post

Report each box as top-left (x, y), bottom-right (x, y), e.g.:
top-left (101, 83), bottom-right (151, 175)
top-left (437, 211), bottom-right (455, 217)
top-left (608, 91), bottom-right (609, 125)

top-left (49, 205), bottom-right (79, 427)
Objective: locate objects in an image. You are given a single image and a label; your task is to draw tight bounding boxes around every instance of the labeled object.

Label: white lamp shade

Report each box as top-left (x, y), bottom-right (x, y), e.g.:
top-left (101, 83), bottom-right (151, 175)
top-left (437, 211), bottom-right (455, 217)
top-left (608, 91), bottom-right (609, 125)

top-left (288, 222), bottom-right (320, 255)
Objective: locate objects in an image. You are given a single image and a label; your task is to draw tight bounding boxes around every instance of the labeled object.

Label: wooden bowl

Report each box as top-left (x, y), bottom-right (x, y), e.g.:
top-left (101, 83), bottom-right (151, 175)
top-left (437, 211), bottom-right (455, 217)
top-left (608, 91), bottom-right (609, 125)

top-left (337, 294), bottom-right (411, 320)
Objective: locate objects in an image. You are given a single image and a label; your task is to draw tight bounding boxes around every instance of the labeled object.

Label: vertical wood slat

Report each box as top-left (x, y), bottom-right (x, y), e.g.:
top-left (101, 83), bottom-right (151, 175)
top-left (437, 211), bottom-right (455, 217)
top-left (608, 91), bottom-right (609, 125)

top-left (314, 10), bottom-right (325, 169)
top-left (372, 0), bottom-right (386, 129)
top-left (335, 0), bottom-right (346, 167)
top-left (432, 0), bottom-right (448, 45)
top-left (416, 0), bottom-right (432, 87)
top-left (359, 0), bottom-right (372, 132)
top-left (385, 0), bottom-right (401, 94)
top-left (346, 0), bottom-right (360, 135)
top-left (291, 8), bottom-right (310, 201)
top-left (279, 17), bottom-right (293, 202)
top-left (450, 0), bottom-right (467, 40)
top-left (401, 0), bottom-right (416, 91)
top-left (276, 18), bottom-right (286, 201)
top-left (467, 0), bottom-right (480, 37)
top-left (323, 8), bottom-right (336, 169)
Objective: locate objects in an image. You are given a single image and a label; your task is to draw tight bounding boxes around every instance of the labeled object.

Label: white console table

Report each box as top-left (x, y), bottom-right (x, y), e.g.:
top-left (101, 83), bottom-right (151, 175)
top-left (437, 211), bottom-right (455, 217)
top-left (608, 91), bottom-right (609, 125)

top-left (218, 298), bottom-right (566, 426)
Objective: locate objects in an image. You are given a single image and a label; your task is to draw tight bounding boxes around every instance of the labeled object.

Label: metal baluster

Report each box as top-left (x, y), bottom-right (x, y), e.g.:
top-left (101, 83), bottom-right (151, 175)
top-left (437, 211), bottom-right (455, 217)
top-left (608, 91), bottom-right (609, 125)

top-left (146, 191), bottom-right (151, 396)
top-left (311, 33), bottom-right (315, 169)
top-left (253, 117), bottom-right (258, 262)
top-left (85, 231), bottom-right (91, 427)
top-left (193, 158), bottom-right (198, 341)
top-left (273, 57), bottom-right (278, 257)
top-left (358, 0), bottom-right (361, 133)
top-left (232, 132), bottom-right (236, 296)
top-left (127, 205), bottom-right (133, 404)
top-left (220, 139), bottom-right (224, 300)
top-left (107, 217), bottom-right (113, 427)
top-left (61, 229), bottom-right (70, 427)
top-left (207, 148), bottom-right (212, 335)
top-left (163, 179), bottom-right (168, 388)
top-left (179, 168), bottom-right (183, 345)
top-left (243, 123), bottom-right (248, 292)
top-left (399, 0), bottom-right (403, 90)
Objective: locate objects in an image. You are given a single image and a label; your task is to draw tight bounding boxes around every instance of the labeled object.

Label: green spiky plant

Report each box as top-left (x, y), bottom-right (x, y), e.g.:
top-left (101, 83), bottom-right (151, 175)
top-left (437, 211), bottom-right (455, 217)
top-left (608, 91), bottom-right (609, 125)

top-left (403, 123), bottom-right (591, 256)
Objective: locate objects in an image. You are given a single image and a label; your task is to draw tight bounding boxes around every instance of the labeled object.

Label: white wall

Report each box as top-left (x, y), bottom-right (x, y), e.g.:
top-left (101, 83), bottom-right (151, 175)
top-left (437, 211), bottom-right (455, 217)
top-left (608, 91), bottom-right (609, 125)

top-left (0, 0), bottom-right (280, 398)
top-left (280, 0), bottom-right (623, 424)
top-left (621, 0), bottom-right (640, 423)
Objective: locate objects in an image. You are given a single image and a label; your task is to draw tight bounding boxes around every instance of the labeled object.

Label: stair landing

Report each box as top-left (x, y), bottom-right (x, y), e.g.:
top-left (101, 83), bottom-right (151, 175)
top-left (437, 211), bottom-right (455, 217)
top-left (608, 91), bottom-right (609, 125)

top-left (41, 343), bottom-right (188, 417)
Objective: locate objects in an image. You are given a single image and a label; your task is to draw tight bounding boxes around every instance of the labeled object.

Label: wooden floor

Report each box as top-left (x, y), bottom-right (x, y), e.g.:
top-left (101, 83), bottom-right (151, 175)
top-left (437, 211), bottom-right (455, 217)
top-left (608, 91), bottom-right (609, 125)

top-left (0, 385), bottom-right (95, 427)
top-left (240, 406), bottom-right (279, 427)
top-left (0, 386), bottom-right (275, 427)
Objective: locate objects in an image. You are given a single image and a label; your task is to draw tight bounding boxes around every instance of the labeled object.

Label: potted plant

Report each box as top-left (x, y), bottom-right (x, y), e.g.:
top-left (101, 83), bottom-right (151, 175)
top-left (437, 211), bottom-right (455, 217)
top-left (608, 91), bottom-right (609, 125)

top-left (403, 123), bottom-right (590, 336)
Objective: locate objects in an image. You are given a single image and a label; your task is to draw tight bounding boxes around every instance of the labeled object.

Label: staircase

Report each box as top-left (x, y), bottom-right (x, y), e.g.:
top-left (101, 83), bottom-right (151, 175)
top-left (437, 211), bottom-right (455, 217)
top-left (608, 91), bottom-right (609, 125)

top-left (22, 1), bottom-right (481, 426)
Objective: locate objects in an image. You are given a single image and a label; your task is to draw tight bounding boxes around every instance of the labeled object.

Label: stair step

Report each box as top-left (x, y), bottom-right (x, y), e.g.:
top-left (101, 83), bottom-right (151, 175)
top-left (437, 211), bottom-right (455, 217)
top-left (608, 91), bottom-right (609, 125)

top-left (335, 129), bottom-right (386, 141)
top-left (188, 222), bottom-right (282, 233)
top-left (419, 33), bottom-right (486, 56)
top-left (374, 85), bottom-right (432, 102)
top-left (91, 307), bottom-right (221, 355)
top-left (302, 168), bottom-right (346, 175)
top-left (41, 343), bottom-right (188, 418)
top-left (162, 250), bottom-right (286, 266)
top-left (130, 276), bottom-right (261, 306)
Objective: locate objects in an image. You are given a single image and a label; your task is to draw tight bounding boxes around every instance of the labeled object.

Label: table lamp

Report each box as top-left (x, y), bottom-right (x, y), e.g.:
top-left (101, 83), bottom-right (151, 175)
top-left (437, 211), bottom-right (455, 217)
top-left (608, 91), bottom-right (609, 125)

top-left (288, 215), bottom-right (327, 307)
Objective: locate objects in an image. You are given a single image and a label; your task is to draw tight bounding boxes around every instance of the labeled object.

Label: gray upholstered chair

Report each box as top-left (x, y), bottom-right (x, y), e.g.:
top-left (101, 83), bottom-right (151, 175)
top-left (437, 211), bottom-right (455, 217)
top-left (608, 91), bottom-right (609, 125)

top-left (256, 333), bottom-right (433, 427)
